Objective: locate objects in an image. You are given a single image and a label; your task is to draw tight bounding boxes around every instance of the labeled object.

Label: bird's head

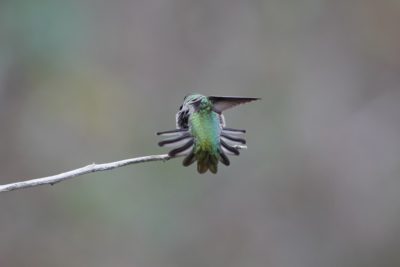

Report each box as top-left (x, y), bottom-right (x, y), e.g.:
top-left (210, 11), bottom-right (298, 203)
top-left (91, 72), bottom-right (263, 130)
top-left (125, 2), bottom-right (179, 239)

top-left (181, 94), bottom-right (210, 111)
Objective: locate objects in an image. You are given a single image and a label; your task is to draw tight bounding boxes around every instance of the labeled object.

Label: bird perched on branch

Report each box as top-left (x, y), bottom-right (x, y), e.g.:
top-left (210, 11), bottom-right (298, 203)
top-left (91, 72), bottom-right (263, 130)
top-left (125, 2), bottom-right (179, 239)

top-left (157, 94), bottom-right (260, 174)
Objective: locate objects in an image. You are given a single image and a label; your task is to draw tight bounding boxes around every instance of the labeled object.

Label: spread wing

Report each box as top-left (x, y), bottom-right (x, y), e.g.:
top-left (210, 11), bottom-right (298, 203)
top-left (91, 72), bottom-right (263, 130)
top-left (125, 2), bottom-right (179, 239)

top-left (208, 96), bottom-right (260, 114)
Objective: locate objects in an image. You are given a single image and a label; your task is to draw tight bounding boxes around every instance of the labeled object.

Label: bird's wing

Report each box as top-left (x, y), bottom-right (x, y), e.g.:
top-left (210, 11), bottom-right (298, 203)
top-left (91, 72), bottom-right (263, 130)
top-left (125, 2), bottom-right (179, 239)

top-left (208, 96), bottom-right (260, 114)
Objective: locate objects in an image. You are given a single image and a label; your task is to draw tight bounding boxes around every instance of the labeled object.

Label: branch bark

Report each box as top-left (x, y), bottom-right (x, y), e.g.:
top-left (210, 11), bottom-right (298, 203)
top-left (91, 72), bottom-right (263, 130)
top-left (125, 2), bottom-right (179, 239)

top-left (0, 145), bottom-right (246, 193)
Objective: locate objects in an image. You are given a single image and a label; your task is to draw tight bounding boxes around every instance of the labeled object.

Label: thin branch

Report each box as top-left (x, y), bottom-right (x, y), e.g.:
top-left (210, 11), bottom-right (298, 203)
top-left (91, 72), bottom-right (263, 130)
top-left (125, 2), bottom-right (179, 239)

top-left (0, 145), bottom-right (247, 193)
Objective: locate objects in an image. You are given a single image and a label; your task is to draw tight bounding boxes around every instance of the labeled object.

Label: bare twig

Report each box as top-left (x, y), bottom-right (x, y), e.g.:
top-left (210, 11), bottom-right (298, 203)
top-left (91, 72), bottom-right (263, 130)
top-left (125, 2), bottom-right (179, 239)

top-left (0, 145), bottom-right (247, 193)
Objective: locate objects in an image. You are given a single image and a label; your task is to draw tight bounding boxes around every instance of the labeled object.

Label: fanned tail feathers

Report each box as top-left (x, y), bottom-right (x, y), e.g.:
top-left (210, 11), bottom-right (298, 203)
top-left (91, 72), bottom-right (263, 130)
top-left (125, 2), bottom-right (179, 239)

top-left (157, 127), bottom-right (246, 174)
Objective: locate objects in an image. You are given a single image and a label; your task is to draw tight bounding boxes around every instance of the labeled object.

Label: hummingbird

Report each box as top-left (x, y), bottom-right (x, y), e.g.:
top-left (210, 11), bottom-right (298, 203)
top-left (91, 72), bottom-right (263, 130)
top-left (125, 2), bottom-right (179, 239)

top-left (157, 94), bottom-right (260, 174)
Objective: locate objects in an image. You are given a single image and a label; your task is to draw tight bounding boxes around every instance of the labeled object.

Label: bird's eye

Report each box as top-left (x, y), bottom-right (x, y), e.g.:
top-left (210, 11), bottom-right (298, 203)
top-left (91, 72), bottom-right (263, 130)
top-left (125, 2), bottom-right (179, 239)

top-left (179, 105), bottom-right (183, 110)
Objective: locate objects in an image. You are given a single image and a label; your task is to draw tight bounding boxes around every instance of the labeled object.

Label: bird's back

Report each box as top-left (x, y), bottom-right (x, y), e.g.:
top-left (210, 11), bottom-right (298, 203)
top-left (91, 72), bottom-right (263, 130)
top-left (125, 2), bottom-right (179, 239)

top-left (190, 110), bottom-right (221, 173)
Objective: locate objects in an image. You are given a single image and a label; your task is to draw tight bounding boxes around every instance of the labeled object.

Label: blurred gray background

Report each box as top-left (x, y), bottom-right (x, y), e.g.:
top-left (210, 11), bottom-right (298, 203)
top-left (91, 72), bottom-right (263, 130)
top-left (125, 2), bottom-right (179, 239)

top-left (1, 0), bottom-right (400, 266)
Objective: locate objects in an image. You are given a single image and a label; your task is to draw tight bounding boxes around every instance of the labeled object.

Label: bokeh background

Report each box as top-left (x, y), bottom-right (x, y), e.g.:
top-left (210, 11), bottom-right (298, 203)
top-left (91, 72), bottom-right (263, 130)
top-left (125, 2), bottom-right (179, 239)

top-left (1, 0), bottom-right (400, 266)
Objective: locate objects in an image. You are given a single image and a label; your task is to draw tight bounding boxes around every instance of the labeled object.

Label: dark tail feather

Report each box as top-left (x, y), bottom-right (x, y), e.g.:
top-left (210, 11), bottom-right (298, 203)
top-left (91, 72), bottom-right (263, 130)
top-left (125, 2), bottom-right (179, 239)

top-left (220, 139), bottom-right (240, 155)
top-left (156, 128), bottom-right (188, 136)
top-left (158, 132), bottom-right (191, 147)
top-left (222, 127), bottom-right (246, 133)
top-left (197, 161), bottom-right (209, 174)
top-left (209, 161), bottom-right (218, 174)
top-left (218, 149), bottom-right (230, 166)
top-left (168, 139), bottom-right (194, 157)
top-left (182, 150), bottom-right (196, 166)
top-left (222, 128), bottom-right (246, 137)
top-left (221, 133), bottom-right (246, 144)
